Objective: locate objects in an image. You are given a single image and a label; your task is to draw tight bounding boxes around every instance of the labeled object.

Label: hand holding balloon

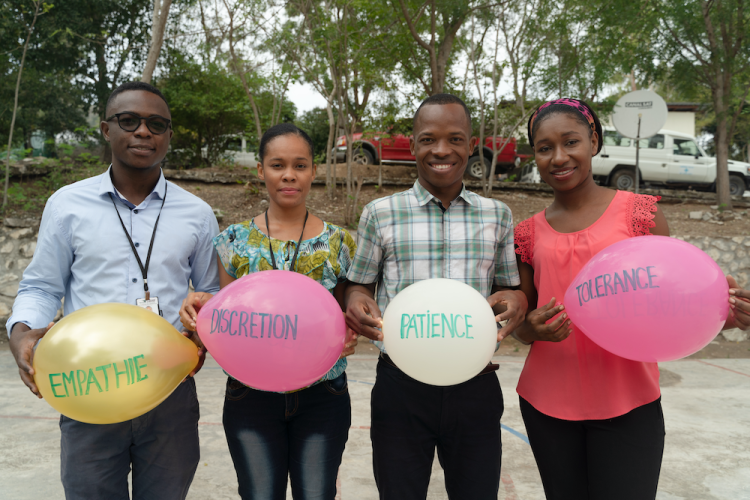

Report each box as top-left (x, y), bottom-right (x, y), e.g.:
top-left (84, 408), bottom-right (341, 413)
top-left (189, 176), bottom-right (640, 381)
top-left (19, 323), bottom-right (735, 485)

top-left (9, 321), bottom-right (55, 399)
top-left (180, 329), bottom-right (206, 380)
top-left (194, 271), bottom-right (347, 392)
top-left (381, 279), bottom-right (499, 386)
top-left (345, 284), bottom-right (384, 341)
top-left (179, 292), bottom-right (215, 332)
top-left (727, 275), bottom-right (750, 330)
top-left (340, 330), bottom-right (358, 359)
top-left (33, 303), bottom-right (199, 424)
top-left (487, 289), bottom-right (528, 340)
top-left (563, 236), bottom-right (729, 362)
top-left (517, 297), bottom-right (572, 344)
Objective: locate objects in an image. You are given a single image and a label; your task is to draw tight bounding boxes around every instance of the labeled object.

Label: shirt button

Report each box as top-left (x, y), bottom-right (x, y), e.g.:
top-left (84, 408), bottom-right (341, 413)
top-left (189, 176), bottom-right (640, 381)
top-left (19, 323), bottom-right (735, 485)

top-left (135, 242), bottom-right (140, 247)
top-left (133, 209), bottom-right (139, 214)
top-left (132, 278), bottom-right (137, 283)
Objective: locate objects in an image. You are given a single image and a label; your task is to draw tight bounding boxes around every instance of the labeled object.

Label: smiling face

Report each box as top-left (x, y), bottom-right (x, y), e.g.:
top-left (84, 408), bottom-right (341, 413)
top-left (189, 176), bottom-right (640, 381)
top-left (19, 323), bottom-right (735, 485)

top-left (410, 103), bottom-right (478, 202)
top-left (532, 113), bottom-right (599, 191)
top-left (101, 90), bottom-right (172, 171)
top-left (257, 134), bottom-right (316, 210)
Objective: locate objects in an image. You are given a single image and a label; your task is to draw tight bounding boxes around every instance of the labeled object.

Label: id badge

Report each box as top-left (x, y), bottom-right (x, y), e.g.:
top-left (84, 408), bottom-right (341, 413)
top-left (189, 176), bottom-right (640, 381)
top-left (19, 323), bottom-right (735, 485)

top-left (136, 297), bottom-right (161, 316)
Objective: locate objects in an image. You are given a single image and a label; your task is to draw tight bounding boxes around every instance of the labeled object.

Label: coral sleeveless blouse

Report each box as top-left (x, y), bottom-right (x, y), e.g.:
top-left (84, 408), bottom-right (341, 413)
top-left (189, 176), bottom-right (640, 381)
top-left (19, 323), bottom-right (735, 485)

top-left (514, 191), bottom-right (662, 420)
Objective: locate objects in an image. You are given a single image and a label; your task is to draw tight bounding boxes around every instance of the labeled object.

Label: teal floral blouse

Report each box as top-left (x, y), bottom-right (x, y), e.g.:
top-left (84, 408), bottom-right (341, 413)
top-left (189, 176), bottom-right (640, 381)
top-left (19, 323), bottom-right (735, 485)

top-left (213, 219), bottom-right (357, 392)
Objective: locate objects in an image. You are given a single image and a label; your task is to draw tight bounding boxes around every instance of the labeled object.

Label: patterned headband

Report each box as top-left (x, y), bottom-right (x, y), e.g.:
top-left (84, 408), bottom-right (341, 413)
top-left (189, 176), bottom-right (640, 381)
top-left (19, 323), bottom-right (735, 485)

top-left (529, 98), bottom-right (596, 135)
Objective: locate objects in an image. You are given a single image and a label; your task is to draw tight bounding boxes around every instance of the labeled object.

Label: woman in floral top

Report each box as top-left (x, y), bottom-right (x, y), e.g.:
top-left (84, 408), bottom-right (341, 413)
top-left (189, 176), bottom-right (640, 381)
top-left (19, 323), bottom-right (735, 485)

top-left (180, 123), bottom-right (357, 499)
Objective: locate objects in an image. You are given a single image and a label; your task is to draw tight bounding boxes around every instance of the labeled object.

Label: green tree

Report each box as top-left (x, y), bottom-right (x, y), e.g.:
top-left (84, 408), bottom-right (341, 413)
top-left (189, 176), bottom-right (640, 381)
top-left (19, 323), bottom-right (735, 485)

top-left (2, 0), bottom-right (44, 207)
top-left (385, 0), bottom-right (489, 96)
top-left (296, 106), bottom-right (335, 162)
top-left (43, 0), bottom-right (153, 121)
top-left (158, 56), bottom-right (255, 166)
top-left (658, 0), bottom-right (750, 209)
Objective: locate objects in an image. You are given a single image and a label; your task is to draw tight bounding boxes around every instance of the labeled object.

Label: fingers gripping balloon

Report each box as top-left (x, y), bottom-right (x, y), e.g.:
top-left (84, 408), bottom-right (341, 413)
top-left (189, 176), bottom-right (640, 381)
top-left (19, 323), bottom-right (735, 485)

top-left (563, 236), bottom-right (729, 362)
top-left (33, 303), bottom-right (199, 424)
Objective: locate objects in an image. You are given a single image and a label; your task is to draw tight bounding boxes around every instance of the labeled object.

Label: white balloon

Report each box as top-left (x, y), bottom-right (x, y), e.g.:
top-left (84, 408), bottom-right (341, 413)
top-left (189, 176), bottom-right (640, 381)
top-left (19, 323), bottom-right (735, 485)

top-left (382, 279), bottom-right (498, 386)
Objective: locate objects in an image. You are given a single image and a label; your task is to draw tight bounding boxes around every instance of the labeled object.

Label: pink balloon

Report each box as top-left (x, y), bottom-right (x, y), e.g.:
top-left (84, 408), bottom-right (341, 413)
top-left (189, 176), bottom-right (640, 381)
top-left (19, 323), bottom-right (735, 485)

top-left (195, 270), bottom-right (346, 392)
top-left (563, 236), bottom-right (729, 362)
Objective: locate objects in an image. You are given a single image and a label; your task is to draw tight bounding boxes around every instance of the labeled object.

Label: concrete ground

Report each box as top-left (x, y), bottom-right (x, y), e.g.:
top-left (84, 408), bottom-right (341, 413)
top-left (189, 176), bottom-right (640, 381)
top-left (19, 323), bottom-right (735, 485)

top-left (1, 348), bottom-right (749, 499)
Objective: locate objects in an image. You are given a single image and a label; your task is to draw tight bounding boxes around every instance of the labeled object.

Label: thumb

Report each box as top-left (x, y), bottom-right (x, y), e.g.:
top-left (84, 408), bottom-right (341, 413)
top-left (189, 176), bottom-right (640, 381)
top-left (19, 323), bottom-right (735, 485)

top-left (727, 275), bottom-right (739, 290)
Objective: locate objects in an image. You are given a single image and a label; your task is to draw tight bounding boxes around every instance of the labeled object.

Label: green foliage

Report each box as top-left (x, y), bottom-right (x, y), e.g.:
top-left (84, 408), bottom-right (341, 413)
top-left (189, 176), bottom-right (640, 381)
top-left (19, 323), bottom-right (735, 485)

top-left (0, 2), bottom-right (88, 151)
top-left (158, 55), bottom-right (255, 167)
top-left (534, 0), bottom-right (659, 101)
top-left (2, 155), bottom-right (108, 213)
top-left (296, 107), bottom-right (335, 163)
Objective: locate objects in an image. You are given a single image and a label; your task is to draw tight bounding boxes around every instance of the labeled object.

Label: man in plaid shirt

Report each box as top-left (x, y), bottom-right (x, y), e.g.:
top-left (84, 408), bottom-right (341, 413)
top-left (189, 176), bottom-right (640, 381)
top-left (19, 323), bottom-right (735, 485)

top-left (345, 93), bottom-right (528, 499)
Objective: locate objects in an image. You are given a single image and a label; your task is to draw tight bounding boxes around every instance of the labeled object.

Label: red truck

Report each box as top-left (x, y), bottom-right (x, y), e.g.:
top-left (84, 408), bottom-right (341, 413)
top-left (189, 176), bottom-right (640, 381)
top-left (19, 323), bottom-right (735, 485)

top-left (333, 132), bottom-right (531, 178)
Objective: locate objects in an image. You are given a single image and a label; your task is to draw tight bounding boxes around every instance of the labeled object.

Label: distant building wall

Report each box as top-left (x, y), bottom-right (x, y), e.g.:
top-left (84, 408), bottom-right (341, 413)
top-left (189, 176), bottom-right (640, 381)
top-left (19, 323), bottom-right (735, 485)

top-left (662, 111), bottom-right (696, 137)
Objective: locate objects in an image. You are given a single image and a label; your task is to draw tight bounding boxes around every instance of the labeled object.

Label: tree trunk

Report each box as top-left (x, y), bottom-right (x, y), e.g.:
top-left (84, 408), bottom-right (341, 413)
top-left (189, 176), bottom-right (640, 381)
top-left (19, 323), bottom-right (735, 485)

top-left (5, 1), bottom-right (41, 208)
top-left (324, 90), bottom-right (337, 199)
top-left (95, 42), bottom-right (109, 121)
top-left (486, 24), bottom-right (502, 198)
top-left (714, 94), bottom-right (733, 210)
top-left (142, 0), bottom-right (173, 83)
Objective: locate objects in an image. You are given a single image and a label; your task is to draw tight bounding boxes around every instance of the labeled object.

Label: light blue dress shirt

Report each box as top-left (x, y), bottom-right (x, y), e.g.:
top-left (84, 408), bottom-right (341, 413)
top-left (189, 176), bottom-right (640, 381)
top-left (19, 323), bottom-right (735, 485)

top-left (6, 167), bottom-right (220, 334)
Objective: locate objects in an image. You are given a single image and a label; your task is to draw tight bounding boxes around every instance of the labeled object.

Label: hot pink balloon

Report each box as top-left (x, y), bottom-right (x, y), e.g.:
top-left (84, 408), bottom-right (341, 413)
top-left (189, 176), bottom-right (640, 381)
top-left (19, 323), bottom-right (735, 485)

top-left (195, 270), bottom-right (346, 392)
top-left (563, 236), bottom-right (729, 362)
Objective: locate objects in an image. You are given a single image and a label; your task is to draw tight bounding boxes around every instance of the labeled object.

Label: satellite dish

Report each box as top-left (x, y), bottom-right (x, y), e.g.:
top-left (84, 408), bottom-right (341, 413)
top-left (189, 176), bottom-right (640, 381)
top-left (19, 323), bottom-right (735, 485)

top-left (612, 90), bottom-right (668, 140)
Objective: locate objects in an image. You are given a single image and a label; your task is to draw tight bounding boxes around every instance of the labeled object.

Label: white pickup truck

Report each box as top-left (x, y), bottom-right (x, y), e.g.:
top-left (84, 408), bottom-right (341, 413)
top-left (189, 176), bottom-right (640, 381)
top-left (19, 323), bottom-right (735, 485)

top-left (592, 127), bottom-right (750, 196)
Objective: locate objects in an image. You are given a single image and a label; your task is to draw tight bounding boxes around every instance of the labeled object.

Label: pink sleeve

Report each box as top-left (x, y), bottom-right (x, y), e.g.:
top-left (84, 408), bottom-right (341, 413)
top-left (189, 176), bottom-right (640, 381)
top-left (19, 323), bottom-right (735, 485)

top-left (627, 193), bottom-right (661, 237)
top-left (514, 217), bottom-right (535, 265)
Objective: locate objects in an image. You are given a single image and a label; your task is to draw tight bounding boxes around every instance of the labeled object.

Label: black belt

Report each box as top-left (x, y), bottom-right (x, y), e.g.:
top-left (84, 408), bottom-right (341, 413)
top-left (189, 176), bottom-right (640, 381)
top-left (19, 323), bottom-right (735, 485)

top-left (379, 353), bottom-right (499, 378)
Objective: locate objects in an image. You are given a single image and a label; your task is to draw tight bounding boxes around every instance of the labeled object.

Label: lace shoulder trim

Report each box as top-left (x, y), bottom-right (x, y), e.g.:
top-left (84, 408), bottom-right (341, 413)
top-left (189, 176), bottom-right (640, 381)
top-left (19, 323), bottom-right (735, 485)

top-left (627, 193), bottom-right (661, 237)
top-left (514, 217), bottom-right (535, 265)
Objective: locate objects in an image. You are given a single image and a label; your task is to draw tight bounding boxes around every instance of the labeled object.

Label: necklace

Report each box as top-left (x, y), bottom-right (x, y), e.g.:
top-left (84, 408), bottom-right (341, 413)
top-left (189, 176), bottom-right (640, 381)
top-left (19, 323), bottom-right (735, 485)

top-left (264, 209), bottom-right (309, 272)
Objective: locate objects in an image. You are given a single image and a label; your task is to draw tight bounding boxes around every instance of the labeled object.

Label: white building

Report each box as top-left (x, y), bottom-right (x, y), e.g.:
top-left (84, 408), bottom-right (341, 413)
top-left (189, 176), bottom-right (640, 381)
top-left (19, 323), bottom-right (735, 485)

top-left (601, 102), bottom-right (699, 137)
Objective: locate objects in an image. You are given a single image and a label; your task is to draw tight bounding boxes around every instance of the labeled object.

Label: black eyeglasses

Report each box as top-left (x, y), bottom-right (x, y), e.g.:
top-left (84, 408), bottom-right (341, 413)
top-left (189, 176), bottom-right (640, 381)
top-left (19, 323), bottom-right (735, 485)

top-left (105, 112), bottom-right (171, 135)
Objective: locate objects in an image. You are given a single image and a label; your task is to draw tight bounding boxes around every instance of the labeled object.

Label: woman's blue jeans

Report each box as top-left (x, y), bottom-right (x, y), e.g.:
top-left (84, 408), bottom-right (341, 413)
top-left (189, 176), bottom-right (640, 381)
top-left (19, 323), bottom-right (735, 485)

top-left (223, 373), bottom-right (351, 500)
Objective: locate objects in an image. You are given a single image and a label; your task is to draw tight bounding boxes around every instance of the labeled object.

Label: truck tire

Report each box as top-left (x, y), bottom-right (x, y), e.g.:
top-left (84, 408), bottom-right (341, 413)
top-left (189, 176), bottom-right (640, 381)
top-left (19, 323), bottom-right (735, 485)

top-left (352, 148), bottom-right (374, 165)
top-left (467, 155), bottom-right (491, 179)
top-left (729, 174), bottom-right (746, 196)
top-left (610, 168), bottom-right (636, 190)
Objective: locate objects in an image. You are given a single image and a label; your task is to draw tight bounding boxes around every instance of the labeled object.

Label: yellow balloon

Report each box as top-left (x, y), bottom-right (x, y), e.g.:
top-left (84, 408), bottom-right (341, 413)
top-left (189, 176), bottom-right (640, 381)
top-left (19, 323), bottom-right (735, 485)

top-left (33, 303), bottom-right (198, 424)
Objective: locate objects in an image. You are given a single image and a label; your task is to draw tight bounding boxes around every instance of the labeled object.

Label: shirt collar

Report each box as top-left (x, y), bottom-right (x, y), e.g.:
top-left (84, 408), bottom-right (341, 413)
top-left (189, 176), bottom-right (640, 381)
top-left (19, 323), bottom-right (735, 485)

top-left (411, 179), bottom-right (475, 207)
top-left (99, 165), bottom-right (167, 206)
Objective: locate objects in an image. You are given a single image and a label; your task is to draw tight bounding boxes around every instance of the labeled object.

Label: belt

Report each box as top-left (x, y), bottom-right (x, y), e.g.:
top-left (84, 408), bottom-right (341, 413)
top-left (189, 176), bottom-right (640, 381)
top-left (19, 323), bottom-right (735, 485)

top-left (380, 353), bottom-right (499, 377)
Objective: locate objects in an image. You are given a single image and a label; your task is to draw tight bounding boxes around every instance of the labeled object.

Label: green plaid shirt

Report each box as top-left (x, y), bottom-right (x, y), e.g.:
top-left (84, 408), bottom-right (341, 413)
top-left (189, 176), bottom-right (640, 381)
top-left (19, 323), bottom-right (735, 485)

top-left (347, 180), bottom-right (520, 352)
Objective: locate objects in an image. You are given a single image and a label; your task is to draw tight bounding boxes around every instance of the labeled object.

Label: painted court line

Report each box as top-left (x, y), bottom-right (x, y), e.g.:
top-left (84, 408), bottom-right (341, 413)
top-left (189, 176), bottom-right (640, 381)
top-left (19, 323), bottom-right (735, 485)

top-left (695, 359), bottom-right (750, 378)
top-left (501, 424), bottom-right (530, 445)
top-left (501, 472), bottom-right (519, 500)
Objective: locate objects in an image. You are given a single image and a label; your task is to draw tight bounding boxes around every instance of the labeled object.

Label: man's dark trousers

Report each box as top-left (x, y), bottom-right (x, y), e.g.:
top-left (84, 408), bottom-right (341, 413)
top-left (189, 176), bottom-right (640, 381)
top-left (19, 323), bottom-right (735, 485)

top-left (371, 356), bottom-right (504, 499)
top-left (59, 377), bottom-right (200, 500)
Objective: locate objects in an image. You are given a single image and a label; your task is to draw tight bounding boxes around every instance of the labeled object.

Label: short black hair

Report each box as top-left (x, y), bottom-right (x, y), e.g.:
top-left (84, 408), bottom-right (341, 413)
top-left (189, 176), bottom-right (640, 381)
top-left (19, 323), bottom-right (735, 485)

top-left (259, 123), bottom-right (315, 162)
top-left (528, 100), bottom-right (603, 155)
top-left (413, 93), bottom-right (472, 131)
top-left (106, 81), bottom-right (171, 117)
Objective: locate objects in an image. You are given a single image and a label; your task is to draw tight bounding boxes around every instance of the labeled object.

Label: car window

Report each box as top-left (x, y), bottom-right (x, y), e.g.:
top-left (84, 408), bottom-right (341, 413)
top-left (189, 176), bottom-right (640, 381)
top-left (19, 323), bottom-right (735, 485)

top-left (225, 137), bottom-right (243, 151)
top-left (603, 130), bottom-right (631, 147)
top-left (673, 138), bottom-right (702, 157)
top-left (638, 134), bottom-right (664, 149)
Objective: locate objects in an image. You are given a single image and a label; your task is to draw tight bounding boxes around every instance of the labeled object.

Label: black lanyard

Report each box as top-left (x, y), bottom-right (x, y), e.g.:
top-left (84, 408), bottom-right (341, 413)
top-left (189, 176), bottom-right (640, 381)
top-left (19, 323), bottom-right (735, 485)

top-left (109, 182), bottom-right (167, 300)
top-left (265, 209), bottom-right (308, 272)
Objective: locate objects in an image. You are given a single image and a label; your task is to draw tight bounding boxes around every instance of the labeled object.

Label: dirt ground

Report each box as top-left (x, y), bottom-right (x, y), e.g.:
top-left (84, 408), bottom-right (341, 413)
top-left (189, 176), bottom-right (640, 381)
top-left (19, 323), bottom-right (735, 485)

top-left (172, 177), bottom-right (750, 237)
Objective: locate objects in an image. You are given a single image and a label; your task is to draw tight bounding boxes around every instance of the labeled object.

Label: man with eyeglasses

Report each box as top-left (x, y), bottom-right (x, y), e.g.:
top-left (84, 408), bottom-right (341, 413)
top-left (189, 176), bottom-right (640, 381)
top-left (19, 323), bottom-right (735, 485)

top-left (7, 81), bottom-right (220, 500)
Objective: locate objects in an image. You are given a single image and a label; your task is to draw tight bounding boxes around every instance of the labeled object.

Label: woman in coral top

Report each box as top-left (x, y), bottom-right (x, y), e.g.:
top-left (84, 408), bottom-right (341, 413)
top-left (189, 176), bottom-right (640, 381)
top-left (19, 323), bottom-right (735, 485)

top-left (513, 98), bottom-right (750, 500)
